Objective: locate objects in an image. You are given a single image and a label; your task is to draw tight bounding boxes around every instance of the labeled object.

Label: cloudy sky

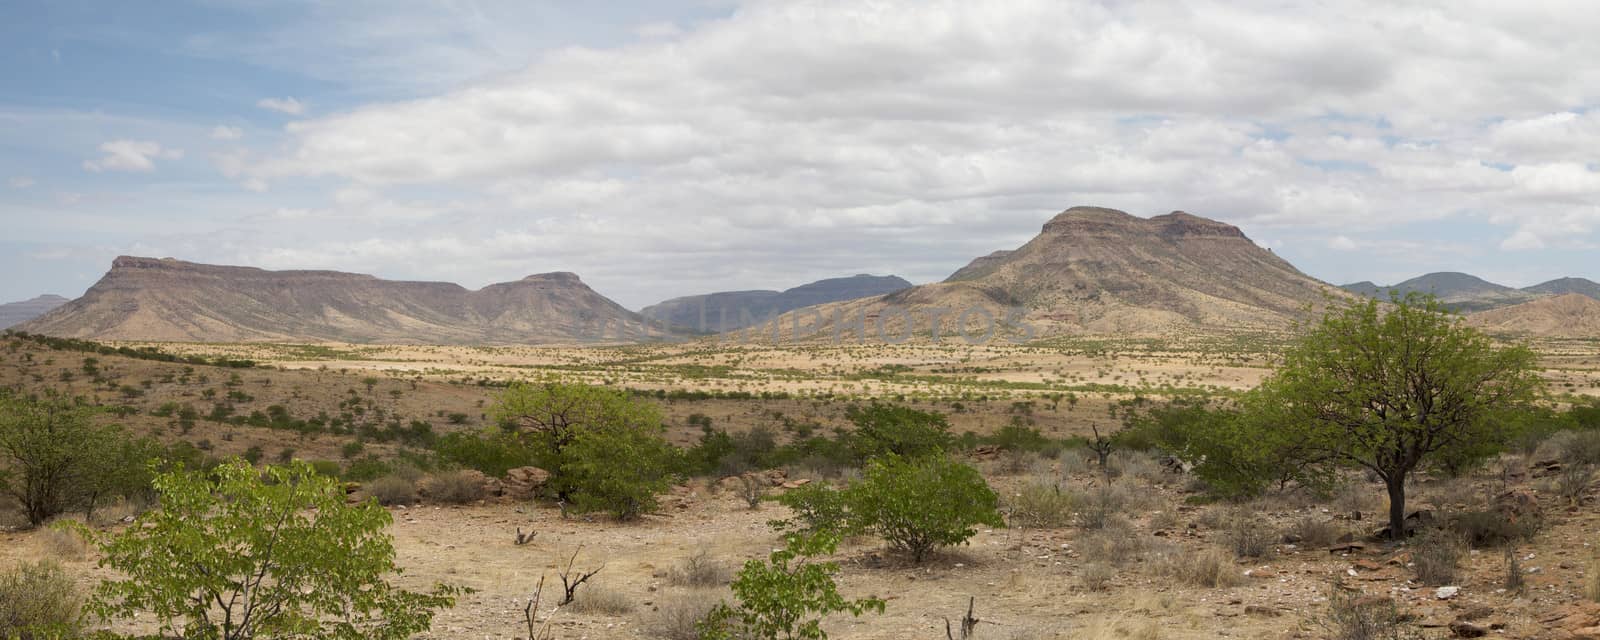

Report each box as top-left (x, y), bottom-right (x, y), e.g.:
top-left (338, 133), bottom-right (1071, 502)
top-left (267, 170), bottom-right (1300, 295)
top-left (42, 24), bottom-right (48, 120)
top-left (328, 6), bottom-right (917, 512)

top-left (4, 1), bottom-right (1599, 309)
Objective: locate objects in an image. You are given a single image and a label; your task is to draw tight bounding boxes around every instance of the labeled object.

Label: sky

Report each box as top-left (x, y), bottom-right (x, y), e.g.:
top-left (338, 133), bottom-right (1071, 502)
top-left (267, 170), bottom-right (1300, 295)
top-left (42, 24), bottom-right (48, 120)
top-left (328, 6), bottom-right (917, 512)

top-left (3, 0), bottom-right (1599, 310)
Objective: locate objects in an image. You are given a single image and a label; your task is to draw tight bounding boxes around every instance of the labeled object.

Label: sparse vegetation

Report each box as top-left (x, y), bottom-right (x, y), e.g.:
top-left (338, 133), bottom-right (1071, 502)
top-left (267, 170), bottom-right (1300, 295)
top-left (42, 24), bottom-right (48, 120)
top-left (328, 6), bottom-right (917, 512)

top-left (0, 560), bottom-right (84, 640)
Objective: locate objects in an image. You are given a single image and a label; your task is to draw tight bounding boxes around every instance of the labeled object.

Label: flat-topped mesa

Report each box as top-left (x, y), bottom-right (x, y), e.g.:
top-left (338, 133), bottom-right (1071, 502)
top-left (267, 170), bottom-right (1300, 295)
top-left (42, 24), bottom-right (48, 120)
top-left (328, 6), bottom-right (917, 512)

top-left (518, 271), bottom-right (583, 284)
top-left (1039, 207), bottom-right (1247, 240)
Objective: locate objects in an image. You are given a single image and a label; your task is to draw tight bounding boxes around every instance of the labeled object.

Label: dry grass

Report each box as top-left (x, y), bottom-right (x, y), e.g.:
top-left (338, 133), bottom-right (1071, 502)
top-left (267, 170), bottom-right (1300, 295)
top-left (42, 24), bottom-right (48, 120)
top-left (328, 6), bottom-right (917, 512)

top-left (1154, 546), bottom-right (1241, 588)
top-left (423, 470), bottom-right (488, 504)
top-left (1586, 551), bottom-right (1600, 603)
top-left (566, 584), bottom-right (637, 616)
top-left (1283, 515), bottom-right (1343, 549)
top-left (1223, 512), bottom-right (1273, 559)
top-left (39, 520), bottom-right (88, 561)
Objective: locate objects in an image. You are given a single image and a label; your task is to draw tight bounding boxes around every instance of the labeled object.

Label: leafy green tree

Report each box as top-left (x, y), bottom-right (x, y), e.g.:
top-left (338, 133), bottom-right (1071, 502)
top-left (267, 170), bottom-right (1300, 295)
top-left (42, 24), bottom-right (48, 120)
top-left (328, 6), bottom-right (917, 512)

top-left (434, 428), bottom-right (535, 477)
top-left (78, 460), bottom-right (461, 640)
top-left (561, 422), bottom-right (678, 520)
top-left (492, 382), bottom-right (674, 514)
top-left (844, 404), bottom-right (951, 462)
top-left (1252, 294), bottom-right (1540, 538)
top-left (0, 393), bottom-right (133, 526)
top-left (698, 531), bottom-right (884, 640)
top-left (847, 454), bottom-right (1004, 563)
top-left (73, 434), bottom-right (162, 521)
top-left (1124, 399), bottom-right (1330, 498)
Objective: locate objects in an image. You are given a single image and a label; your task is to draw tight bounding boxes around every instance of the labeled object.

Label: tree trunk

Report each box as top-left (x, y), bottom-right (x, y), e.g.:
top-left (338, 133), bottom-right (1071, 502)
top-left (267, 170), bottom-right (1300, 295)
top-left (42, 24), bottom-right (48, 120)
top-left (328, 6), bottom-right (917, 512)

top-left (1385, 474), bottom-right (1407, 540)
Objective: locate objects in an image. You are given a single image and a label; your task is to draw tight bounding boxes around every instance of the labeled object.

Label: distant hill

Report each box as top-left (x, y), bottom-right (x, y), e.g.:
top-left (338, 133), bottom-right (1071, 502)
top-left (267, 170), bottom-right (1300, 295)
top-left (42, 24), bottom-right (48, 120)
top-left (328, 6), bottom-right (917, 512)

top-left (1340, 272), bottom-right (1541, 312)
top-left (773, 206), bottom-right (1342, 338)
top-left (1524, 277), bottom-right (1600, 300)
top-left (641, 274), bottom-right (912, 332)
top-left (0, 295), bottom-right (69, 329)
top-left (19, 257), bottom-right (668, 344)
top-left (1468, 294), bottom-right (1600, 338)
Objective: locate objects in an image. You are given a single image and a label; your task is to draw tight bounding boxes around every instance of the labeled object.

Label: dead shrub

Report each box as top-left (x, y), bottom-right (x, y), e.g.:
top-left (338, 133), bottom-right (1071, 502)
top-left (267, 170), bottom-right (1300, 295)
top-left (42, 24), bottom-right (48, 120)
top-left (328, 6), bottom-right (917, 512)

top-left (1503, 548), bottom-right (1525, 593)
top-left (1074, 484), bottom-right (1131, 530)
top-left (1224, 513), bottom-right (1273, 559)
top-left (1538, 430), bottom-right (1600, 466)
top-left (0, 560), bottom-right (84, 640)
top-left (1007, 482), bottom-right (1076, 529)
top-left (1409, 529), bottom-right (1464, 586)
top-left (1078, 563), bottom-right (1114, 592)
top-left (1553, 464), bottom-right (1595, 505)
top-left (566, 584), bottom-right (636, 616)
top-left (366, 475), bottom-right (418, 506)
top-left (424, 470), bottom-right (487, 504)
top-left (644, 591), bottom-right (721, 640)
top-left (667, 548), bottom-right (731, 588)
top-left (737, 476), bottom-right (765, 510)
top-left (1318, 581), bottom-right (1423, 640)
top-left (1586, 551), bottom-right (1600, 603)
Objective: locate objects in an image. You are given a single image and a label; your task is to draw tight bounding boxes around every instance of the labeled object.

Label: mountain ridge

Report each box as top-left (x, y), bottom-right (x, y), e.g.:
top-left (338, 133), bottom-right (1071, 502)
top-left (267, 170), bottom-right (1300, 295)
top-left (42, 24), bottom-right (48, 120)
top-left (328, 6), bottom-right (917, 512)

top-left (641, 274), bottom-right (912, 332)
top-left (19, 257), bottom-right (665, 344)
top-left (0, 294), bottom-right (70, 330)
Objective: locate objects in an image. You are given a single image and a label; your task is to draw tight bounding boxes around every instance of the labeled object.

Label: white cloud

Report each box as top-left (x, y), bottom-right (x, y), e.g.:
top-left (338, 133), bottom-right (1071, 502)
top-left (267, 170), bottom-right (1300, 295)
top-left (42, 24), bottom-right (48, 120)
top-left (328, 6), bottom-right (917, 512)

top-left (1500, 230), bottom-right (1546, 251)
top-left (256, 97), bottom-right (306, 115)
top-left (7, 176), bottom-right (34, 189)
top-left (1327, 235), bottom-right (1359, 251)
top-left (210, 125), bottom-right (243, 140)
top-left (82, 140), bottom-right (183, 172)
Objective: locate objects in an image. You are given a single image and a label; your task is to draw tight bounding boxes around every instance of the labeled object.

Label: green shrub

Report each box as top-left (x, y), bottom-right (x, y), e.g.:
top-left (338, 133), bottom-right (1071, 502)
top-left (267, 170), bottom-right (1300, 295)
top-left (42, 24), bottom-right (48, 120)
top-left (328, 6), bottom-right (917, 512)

top-left (845, 403), bottom-right (951, 462)
top-left (561, 424), bottom-right (678, 520)
top-left (0, 560), bottom-right (83, 639)
top-left (698, 532), bottom-right (884, 640)
top-left (847, 454), bottom-right (1004, 563)
top-left (78, 460), bottom-right (462, 640)
top-left (433, 428), bottom-right (533, 478)
top-left (771, 483), bottom-right (850, 536)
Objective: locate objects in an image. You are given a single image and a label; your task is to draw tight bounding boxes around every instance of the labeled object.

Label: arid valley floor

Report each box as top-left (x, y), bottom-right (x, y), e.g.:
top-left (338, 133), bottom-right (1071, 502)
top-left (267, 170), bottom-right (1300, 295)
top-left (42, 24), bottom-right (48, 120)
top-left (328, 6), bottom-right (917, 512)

top-left (4, 332), bottom-right (1600, 639)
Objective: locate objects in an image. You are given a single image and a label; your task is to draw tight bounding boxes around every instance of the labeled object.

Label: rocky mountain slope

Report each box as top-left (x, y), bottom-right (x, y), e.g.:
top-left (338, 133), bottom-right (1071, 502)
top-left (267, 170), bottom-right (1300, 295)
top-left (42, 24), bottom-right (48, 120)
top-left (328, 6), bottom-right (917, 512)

top-left (1467, 293), bottom-right (1600, 338)
top-left (1524, 277), bottom-right (1600, 300)
top-left (1342, 273), bottom-right (1542, 312)
top-left (640, 274), bottom-right (911, 332)
top-left (18, 257), bottom-right (665, 344)
top-left (770, 206), bottom-right (1342, 338)
top-left (0, 295), bottom-right (69, 329)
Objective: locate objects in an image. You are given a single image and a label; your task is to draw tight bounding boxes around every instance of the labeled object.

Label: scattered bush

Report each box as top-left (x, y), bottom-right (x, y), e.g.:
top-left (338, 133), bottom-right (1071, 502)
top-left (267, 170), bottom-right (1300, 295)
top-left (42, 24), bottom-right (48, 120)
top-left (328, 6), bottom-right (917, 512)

top-left (1539, 430), bottom-right (1600, 466)
top-left (1076, 521), bottom-right (1146, 566)
top-left (738, 476), bottom-right (766, 510)
top-left (424, 470), bottom-right (487, 504)
top-left (79, 460), bottom-right (462, 640)
top-left (848, 454), bottom-right (1004, 563)
top-left (697, 532), bottom-right (884, 640)
top-left (39, 522), bottom-right (87, 560)
top-left (1553, 464), bottom-right (1595, 505)
top-left (845, 403), bottom-right (951, 461)
top-left (0, 560), bottom-right (84, 640)
top-left (433, 429), bottom-right (533, 478)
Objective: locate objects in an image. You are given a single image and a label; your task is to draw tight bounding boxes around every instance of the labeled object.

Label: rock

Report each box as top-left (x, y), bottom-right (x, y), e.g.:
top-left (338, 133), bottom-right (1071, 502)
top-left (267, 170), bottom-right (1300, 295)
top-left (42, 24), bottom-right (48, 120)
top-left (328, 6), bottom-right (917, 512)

top-left (1329, 542), bottom-right (1365, 554)
top-left (1244, 605), bottom-right (1281, 617)
top-left (1448, 620), bottom-right (1487, 638)
top-left (1492, 489), bottom-right (1540, 524)
top-left (1456, 606), bottom-right (1493, 622)
top-left (502, 466), bottom-right (551, 500)
top-left (1434, 586), bottom-right (1459, 600)
top-left (780, 478), bottom-right (812, 490)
